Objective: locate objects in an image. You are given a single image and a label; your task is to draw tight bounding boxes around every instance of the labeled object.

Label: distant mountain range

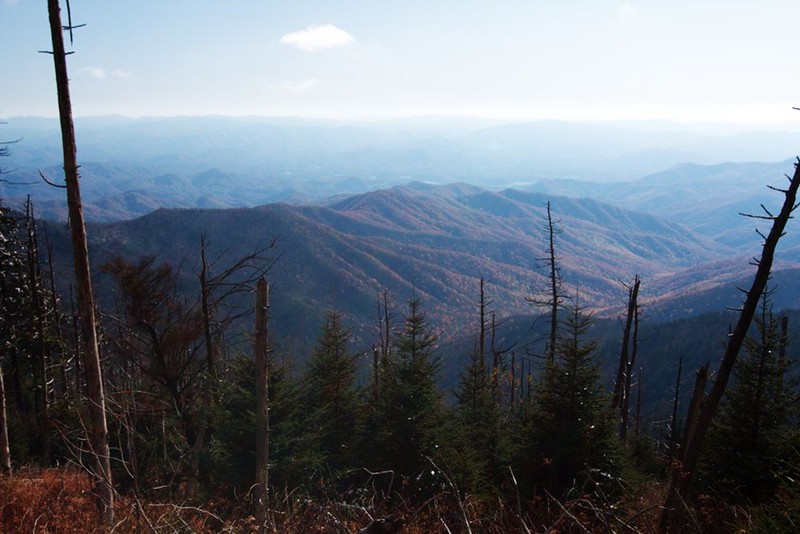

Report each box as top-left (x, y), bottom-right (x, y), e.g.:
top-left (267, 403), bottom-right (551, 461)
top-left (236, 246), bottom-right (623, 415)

top-left (39, 182), bottom-right (800, 358)
top-left (2, 115), bottom-right (799, 227)
top-left (527, 159), bottom-right (798, 251)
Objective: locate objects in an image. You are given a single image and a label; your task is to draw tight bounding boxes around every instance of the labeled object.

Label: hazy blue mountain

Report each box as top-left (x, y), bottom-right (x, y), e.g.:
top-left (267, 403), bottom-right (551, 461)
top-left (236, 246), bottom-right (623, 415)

top-left (528, 159), bottom-right (799, 251)
top-left (3, 116), bottom-right (799, 222)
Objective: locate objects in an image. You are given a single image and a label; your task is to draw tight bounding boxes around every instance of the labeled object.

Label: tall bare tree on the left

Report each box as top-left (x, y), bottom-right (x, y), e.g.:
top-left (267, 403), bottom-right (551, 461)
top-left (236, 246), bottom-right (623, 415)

top-left (45, 0), bottom-right (115, 526)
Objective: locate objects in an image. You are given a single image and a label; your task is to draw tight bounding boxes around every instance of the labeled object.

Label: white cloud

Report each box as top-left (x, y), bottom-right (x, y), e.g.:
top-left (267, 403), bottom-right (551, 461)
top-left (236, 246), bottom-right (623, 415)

top-left (82, 66), bottom-right (107, 79)
top-left (276, 78), bottom-right (322, 92)
top-left (618, 3), bottom-right (639, 16)
top-left (81, 67), bottom-right (132, 80)
top-left (280, 24), bottom-right (355, 52)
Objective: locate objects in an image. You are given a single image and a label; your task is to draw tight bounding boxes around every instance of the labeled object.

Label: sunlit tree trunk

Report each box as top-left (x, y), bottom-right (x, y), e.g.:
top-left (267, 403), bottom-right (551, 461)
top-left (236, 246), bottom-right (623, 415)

top-left (254, 277), bottom-right (270, 532)
top-left (46, 0), bottom-right (114, 525)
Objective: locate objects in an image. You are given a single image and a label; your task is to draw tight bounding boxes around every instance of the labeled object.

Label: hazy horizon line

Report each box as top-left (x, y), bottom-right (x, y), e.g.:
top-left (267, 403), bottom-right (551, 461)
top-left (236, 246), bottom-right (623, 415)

top-left (4, 112), bottom-right (800, 132)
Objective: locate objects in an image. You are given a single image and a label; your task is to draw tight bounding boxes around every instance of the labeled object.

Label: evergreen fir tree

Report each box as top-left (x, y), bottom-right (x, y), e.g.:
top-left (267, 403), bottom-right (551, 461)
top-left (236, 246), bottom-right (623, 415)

top-left (209, 355), bottom-right (306, 496)
top-left (454, 340), bottom-right (508, 493)
top-left (529, 293), bottom-right (619, 496)
top-left (374, 294), bottom-right (443, 482)
top-left (700, 291), bottom-right (799, 502)
top-left (303, 309), bottom-right (360, 474)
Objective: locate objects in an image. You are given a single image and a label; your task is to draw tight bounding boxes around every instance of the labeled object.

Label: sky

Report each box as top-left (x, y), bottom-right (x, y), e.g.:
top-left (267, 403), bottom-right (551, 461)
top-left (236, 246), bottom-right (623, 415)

top-left (2, 0), bottom-right (800, 125)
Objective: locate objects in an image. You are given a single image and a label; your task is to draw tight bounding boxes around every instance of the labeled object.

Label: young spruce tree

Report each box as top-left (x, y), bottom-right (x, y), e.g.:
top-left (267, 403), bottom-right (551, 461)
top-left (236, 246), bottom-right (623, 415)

top-left (453, 278), bottom-right (507, 493)
top-left (529, 292), bottom-right (619, 496)
top-left (699, 291), bottom-right (799, 503)
top-left (374, 294), bottom-right (443, 483)
top-left (303, 309), bottom-right (360, 474)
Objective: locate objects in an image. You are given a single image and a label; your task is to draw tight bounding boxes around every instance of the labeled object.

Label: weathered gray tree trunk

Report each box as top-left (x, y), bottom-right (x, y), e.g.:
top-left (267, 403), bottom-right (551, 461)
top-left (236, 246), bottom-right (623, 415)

top-left (43, 223), bottom-right (68, 401)
top-left (679, 363), bottom-right (709, 460)
top-left (46, 0), bottom-right (114, 525)
top-left (621, 298), bottom-right (640, 439)
top-left (545, 202), bottom-right (559, 365)
top-left (0, 360), bottom-right (10, 474)
top-left (372, 288), bottom-right (392, 403)
top-left (479, 277), bottom-right (488, 374)
top-left (612, 278), bottom-right (639, 404)
top-left (24, 201), bottom-right (50, 443)
top-left (661, 159), bottom-right (800, 531)
top-left (634, 367), bottom-right (643, 438)
top-left (254, 277), bottom-right (270, 532)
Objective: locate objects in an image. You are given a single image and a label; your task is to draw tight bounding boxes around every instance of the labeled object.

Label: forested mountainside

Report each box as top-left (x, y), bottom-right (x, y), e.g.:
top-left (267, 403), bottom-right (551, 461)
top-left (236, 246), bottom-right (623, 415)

top-left (39, 182), bottom-right (768, 348)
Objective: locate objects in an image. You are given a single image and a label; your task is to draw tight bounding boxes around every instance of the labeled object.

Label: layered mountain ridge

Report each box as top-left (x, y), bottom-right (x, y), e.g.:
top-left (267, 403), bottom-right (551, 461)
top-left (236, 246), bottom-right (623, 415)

top-left (39, 182), bottom-right (799, 355)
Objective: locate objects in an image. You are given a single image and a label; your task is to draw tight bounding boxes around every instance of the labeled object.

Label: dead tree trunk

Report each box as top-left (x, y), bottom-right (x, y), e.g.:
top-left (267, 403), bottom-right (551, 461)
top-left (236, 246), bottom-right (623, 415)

top-left (621, 295), bottom-right (641, 439)
top-left (545, 202), bottom-right (559, 365)
top-left (479, 277), bottom-right (489, 375)
top-left (634, 367), bottom-right (642, 438)
top-left (526, 201), bottom-right (562, 368)
top-left (254, 277), bottom-right (270, 532)
top-left (24, 200), bottom-right (50, 442)
top-left (679, 363), bottom-right (709, 460)
top-left (509, 351), bottom-right (516, 408)
top-left (661, 159), bottom-right (800, 531)
top-left (372, 288), bottom-right (392, 403)
top-left (668, 355), bottom-right (683, 457)
top-left (0, 359), bottom-right (10, 474)
top-left (613, 275), bottom-right (640, 439)
top-left (184, 236), bottom-right (215, 501)
top-left (43, 223), bottom-right (68, 402)
top-left (46, 0), bottom-right (114, 524)
top-left (69, 286), bottom-right (82, 398)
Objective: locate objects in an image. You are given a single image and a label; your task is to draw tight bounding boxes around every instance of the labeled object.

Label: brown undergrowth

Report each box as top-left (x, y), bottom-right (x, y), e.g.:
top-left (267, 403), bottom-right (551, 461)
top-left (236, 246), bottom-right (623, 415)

top-left (0, 467), bottom-right (248, 533)
top-left (0, 467), bottom-right (761, 533)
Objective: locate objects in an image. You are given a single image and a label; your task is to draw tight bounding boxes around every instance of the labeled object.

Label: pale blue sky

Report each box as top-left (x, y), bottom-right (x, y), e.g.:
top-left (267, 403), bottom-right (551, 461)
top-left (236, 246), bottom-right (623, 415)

top-left (2, 0), bottom-right (799, 124)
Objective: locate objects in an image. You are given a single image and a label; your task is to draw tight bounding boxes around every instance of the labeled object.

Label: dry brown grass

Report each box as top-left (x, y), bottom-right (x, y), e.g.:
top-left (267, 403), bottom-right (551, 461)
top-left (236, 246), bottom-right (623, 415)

top-left (0, 467), bottom-right (102, 532)
top-left (0, 467), bottom-right (252, 533)
top-left (1, 467), bottom-right (748, 533)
